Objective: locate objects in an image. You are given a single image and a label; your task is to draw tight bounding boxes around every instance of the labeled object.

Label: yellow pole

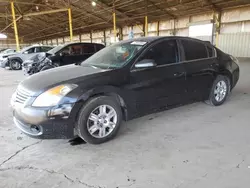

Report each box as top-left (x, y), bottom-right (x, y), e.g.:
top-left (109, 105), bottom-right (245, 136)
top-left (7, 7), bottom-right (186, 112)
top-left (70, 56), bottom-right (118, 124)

top-left (145, 16), bottom-right (148, 36)
top-left (113, 12), bottom-right (117, 42)
top-left (11, 1), bottom-right (20, 51)
top-left (68, 8), bottom-right (73, 42)
top-left (214, 11), bottom-right (221, 47)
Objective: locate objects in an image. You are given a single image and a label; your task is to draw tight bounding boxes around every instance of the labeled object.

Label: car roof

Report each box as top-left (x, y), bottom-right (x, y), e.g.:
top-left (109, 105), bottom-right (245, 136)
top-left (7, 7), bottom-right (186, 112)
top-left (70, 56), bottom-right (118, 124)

top-left (64, 42), bottom-right (104, 46)
top-left (129, 36), bottom-right (209, 44)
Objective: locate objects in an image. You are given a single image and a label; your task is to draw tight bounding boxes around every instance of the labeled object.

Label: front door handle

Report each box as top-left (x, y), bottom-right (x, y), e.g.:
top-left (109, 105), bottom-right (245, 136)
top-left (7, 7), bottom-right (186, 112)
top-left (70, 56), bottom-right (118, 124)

top-left (174, 72), bottom-right (185, 77)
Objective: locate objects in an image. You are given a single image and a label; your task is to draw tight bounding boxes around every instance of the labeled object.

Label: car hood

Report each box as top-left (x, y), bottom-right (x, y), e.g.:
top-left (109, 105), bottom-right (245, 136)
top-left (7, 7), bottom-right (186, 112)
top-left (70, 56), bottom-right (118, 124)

top-left (20, 65), bottom-right (109, 95)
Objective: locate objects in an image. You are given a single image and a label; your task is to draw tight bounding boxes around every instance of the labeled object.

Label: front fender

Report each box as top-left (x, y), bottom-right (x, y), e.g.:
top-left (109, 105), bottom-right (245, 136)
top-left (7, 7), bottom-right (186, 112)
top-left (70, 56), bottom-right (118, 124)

top-left (71, 85), bottom-right (135, 121)
top-left (77, 85), bottom-right (125, 102)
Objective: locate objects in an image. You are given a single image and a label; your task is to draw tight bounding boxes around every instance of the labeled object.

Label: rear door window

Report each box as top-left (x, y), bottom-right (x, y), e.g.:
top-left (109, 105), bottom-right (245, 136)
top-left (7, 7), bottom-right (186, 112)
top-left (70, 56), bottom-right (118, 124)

top-left (181, 40), bottom-right (208, 61)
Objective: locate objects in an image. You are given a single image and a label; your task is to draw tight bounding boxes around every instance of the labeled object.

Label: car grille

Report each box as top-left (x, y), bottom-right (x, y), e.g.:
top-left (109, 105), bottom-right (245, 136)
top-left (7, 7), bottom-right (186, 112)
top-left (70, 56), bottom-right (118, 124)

top-left (15, 87), bottom-right (31, 104)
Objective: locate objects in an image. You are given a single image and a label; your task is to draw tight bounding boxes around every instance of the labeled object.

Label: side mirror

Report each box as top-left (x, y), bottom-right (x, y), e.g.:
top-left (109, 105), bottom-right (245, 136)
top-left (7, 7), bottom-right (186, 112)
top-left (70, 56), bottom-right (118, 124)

top-left (135, 59), bottom-right (156, 69)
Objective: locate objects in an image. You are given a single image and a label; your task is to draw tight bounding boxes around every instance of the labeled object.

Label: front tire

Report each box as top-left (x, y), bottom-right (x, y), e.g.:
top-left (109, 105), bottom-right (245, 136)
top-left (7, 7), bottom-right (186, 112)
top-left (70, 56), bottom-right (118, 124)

top-left (76, 96), bottom-right (122, 144)
top-left (206, 75), bottom-right (230, 106)
top-left (10, 59), bottom-right (22, 70)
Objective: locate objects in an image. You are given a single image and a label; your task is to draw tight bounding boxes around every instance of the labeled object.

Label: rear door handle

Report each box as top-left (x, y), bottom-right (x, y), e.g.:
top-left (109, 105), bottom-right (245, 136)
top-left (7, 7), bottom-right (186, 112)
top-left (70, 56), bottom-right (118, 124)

top-left (174, 72), bottom-right (185, 77)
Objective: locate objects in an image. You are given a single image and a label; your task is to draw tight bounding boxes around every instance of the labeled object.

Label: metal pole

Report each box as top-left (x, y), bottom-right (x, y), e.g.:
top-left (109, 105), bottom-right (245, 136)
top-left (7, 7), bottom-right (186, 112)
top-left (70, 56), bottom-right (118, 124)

top-left (68, 8), bottom-right (73, 42)
top-left (145, 0), bottom-right (148, 36)
top-left (11, 1), bottom-right (20, 51)
top-left (113, 12), bottom-right (117, 42)
top-left (113, 0), bottom-right (117, 42)
top-left (145, 16), bottom-right (148, 36)
top-left (214, 11), bottom-right (221, 47)
top-left (157, 21), bottom-right (160, 36)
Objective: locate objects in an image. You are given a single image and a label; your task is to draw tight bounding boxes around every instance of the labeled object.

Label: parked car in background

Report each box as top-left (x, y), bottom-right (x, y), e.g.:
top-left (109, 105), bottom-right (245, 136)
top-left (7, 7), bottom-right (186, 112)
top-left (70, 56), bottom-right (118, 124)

top-left (22, 42), bottom-right (105, 75)
top-left (0, 48), bottom-right (8, 53)
top-left (0, 48), bottom-right (16, 68)
top-left (0, 48), bottom-right (16, 55)
top-left (11, 37), bottom-right (239, 144)
top-left (4, 45), bottom-right (53, 70)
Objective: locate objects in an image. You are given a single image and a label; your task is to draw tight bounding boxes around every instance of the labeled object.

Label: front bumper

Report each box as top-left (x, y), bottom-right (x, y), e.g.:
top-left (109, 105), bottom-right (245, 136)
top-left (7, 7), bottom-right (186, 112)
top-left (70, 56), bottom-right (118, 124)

top-left (0, 59), bottom-right (8, 68)
top-left (12, 102), bottom-right (76, 139)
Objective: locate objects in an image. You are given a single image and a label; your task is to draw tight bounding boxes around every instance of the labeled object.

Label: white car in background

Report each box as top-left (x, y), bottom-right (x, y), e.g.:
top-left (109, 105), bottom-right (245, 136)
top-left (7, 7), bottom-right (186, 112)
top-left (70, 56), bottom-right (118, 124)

top-left (2, 45), bottom-right (53, 70)
top-left (0, 49), bottom-right (16, 68)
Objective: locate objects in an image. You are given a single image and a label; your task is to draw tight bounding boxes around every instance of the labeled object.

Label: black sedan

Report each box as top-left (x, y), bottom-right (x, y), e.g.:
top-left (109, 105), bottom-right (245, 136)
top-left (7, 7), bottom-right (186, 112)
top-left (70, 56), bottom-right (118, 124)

top-left (11, 37), bottom-right (240, 144)
top-left (22, 42), bottom-right (105, 75)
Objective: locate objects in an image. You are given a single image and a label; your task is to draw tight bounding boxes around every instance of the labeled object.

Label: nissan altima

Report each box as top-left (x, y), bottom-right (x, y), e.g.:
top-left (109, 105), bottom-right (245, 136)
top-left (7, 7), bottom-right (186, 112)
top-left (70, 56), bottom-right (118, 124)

top-left (11, 37), bottom-right (240, 144)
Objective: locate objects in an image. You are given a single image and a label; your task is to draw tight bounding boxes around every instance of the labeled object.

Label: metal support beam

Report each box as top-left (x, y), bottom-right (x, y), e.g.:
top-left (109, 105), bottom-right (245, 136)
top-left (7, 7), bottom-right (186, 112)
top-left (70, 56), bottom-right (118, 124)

top-left (25, 8), bottom-right (68, 17)
top-left (0, 16), bottom-right (22, 33)
top-left (90, 30), bottom-right (93, 43)
top-left (214, 11), bottom-right (221, 47)
top-left (145, 0), bottom-right (148, 36)
top-left (145, 16), bottom-right (148, 36)
top-left (157, 21), bottom-right (160, 36)
top-left (68, 8), bottom-right (73, 42)
top-left (113, 0), bottom-right (117, 43)
top-left (10, 1), bottom-right (20, 51)
top-left (103, 30), bottom-right (106, 46)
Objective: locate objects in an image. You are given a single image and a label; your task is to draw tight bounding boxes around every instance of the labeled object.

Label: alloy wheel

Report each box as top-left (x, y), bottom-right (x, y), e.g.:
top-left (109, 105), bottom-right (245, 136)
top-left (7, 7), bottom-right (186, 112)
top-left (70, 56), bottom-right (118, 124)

top-left (12, 61), bottom-right (21, 70)
top-left (214, 80), bottom-right (227, 102)
top-left (87, 105), bottom-right (117, 138)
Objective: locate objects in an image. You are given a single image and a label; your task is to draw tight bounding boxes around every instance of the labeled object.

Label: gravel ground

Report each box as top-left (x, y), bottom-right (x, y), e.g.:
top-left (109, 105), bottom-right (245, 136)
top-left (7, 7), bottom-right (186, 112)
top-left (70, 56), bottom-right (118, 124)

top-left (0, 60), bottom-right (250, 188)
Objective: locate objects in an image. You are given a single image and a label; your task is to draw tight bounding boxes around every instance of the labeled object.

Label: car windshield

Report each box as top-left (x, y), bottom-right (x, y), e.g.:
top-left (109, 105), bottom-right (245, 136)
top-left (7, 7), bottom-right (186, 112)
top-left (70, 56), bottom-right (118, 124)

top-left (81, 40), bottom-right (147, 69)
top-left (47, 45), bottom-right (64, 54)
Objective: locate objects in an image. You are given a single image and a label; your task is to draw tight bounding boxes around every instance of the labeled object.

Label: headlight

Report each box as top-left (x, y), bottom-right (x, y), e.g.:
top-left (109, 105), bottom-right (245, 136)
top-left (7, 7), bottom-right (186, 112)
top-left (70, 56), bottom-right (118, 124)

top-left (32, 84), bottom-right (78, 107)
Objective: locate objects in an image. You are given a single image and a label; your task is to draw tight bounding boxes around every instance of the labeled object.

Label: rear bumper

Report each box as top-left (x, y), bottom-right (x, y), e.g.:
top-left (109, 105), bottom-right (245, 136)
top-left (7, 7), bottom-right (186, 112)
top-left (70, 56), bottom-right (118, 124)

top-left (12, 103), bottom-right (76, 139)
top-left (232, 65), bottom-right (240, 89)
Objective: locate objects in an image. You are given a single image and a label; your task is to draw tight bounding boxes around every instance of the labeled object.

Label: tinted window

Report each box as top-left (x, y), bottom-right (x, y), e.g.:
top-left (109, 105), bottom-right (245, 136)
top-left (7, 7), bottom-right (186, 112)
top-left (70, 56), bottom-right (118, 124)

top-left (25, 47), bottom-right (35, 54)
top-left (83, 44), bottom-right (95, 54)
top-left (35, 47), bottom-right (42, 53)
top-left (207, 45), bottom-right (215, 58)
top-left (95, 44), bottom-right (104, 52)
top-left (61, 45), bottom-right (82, 55)
top-left (181, 40), bottom-right (208, 61)
top-left (41, 46), bottom-right (53, 52)
top-left (140, 40), bottom-right (178, 66)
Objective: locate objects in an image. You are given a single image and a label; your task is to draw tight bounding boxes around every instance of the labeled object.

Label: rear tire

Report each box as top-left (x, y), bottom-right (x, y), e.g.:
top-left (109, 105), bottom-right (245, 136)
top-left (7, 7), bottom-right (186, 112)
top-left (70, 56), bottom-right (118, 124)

top-left (10, 59), bottom-right (22, 70)
top-left (205, 75), bottom-right (230, 106)
top-left (76, 96), bottom-right (122, 144)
